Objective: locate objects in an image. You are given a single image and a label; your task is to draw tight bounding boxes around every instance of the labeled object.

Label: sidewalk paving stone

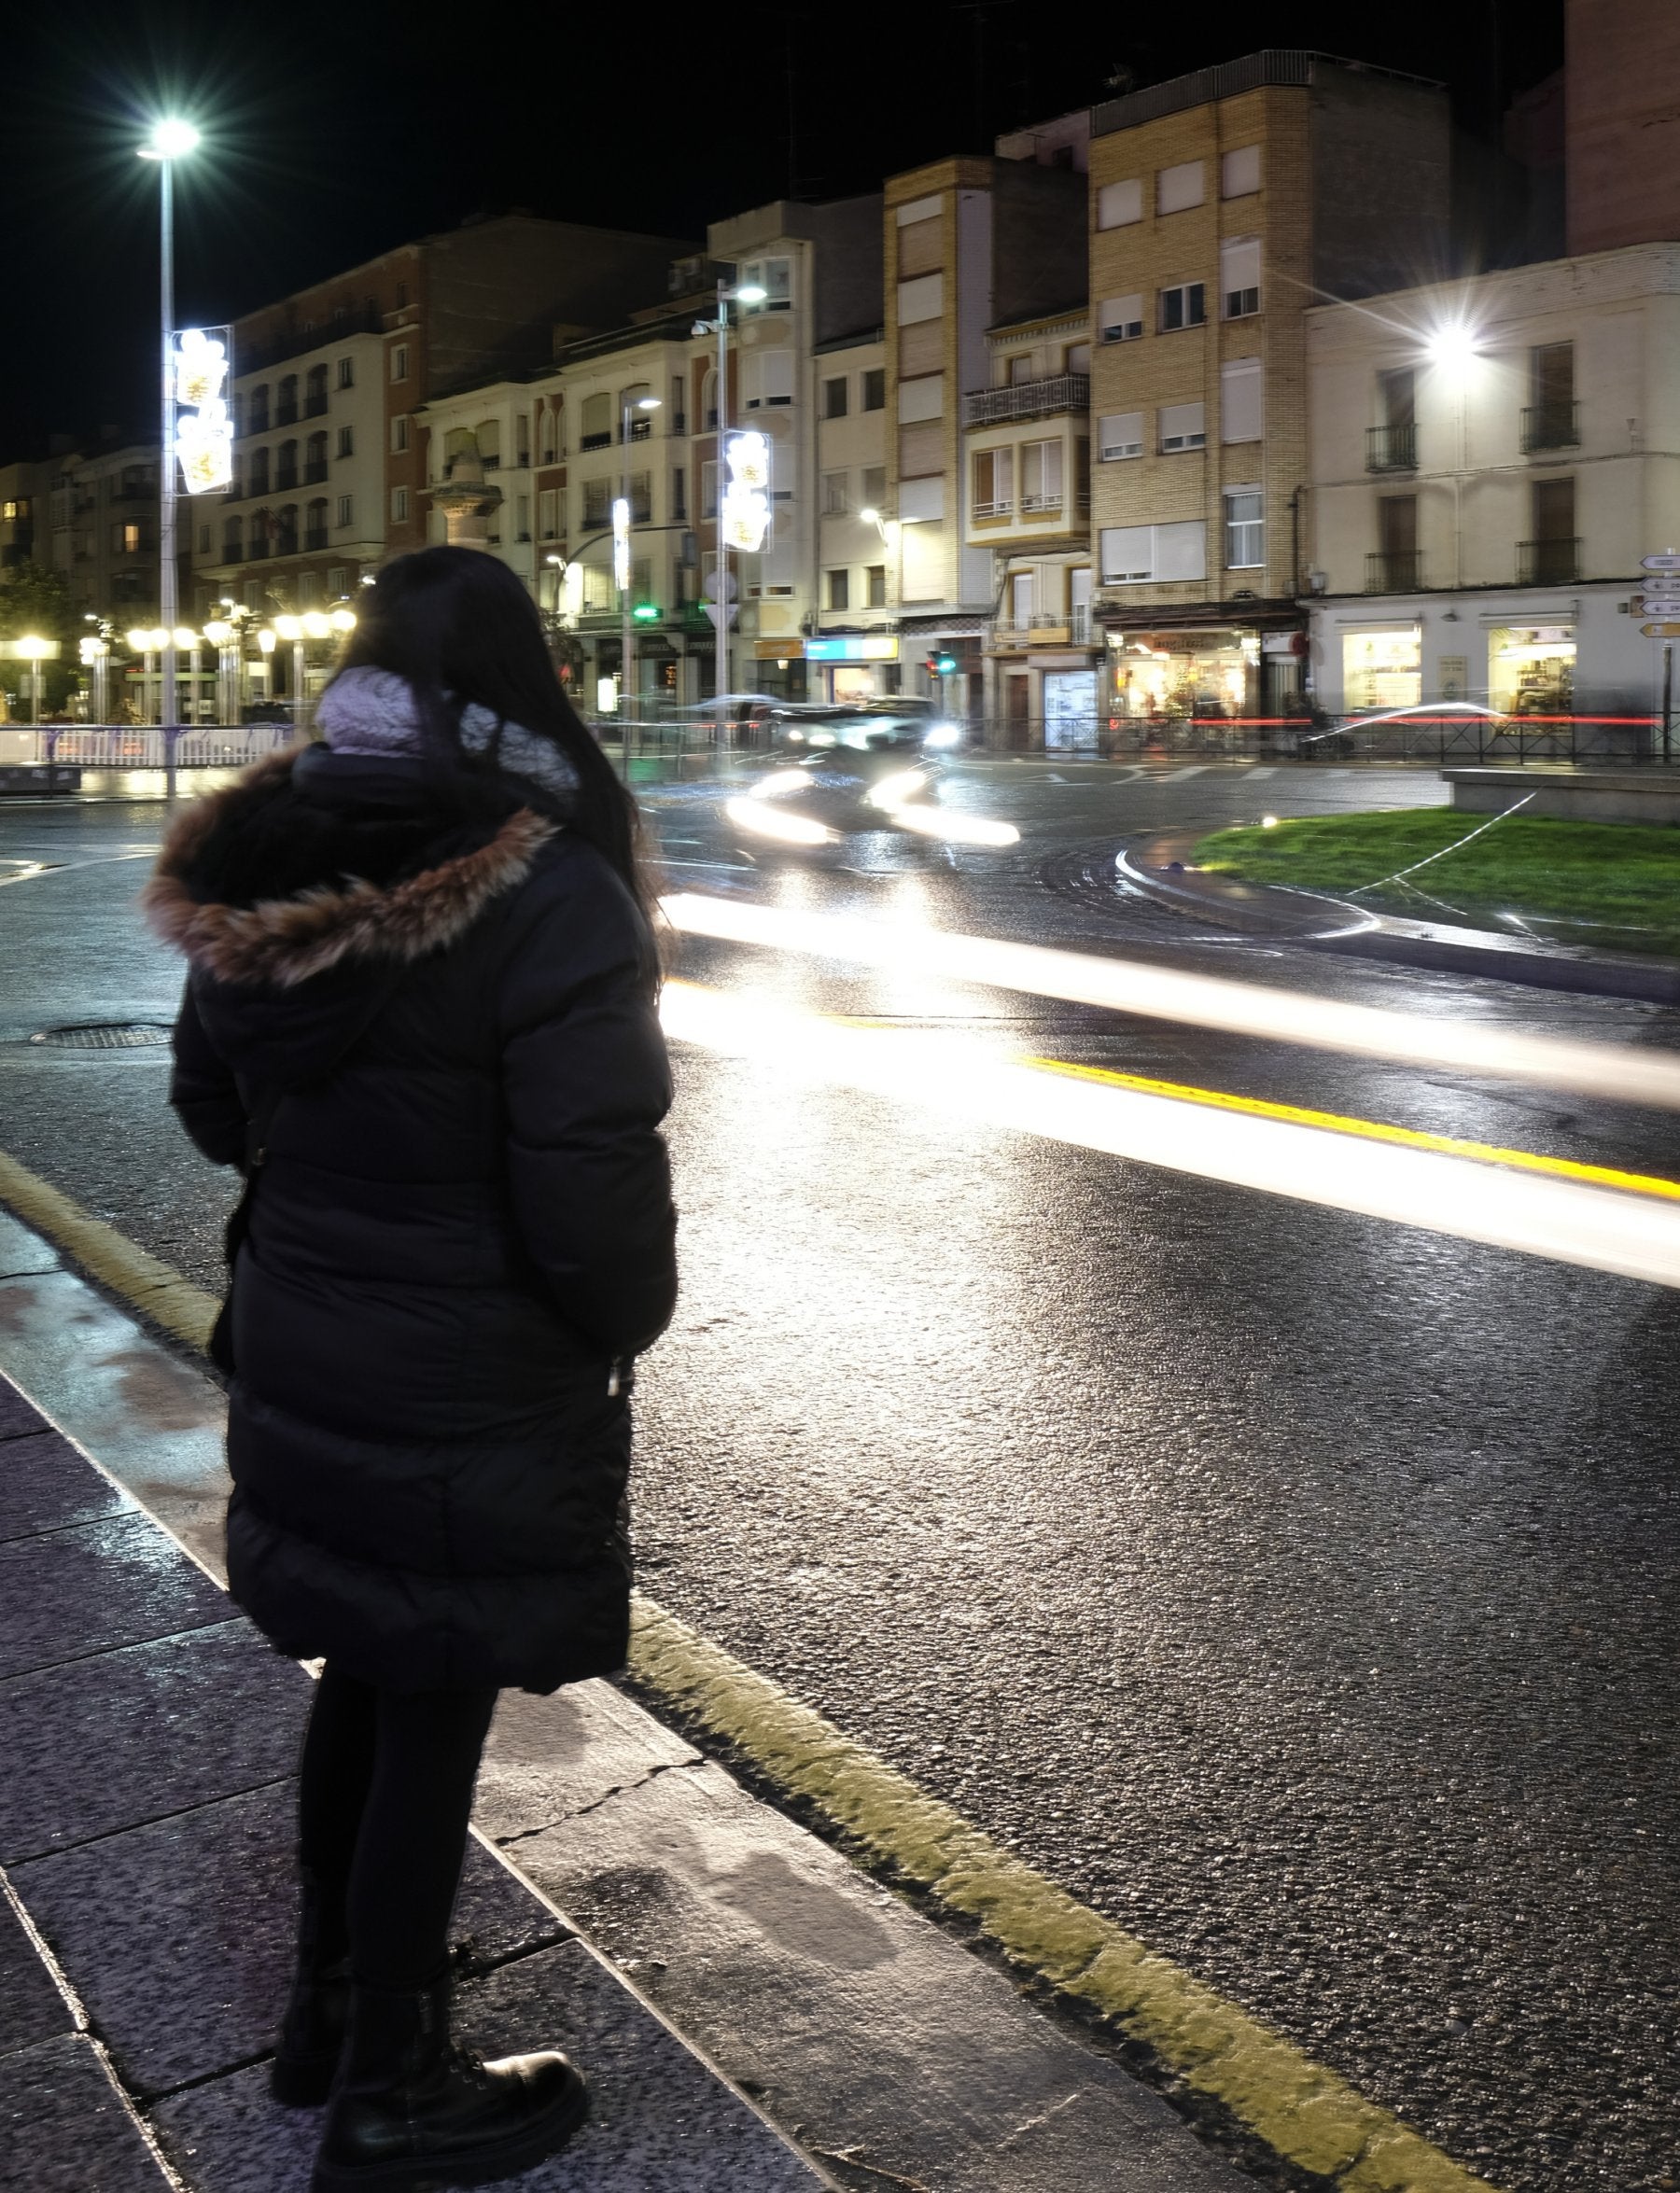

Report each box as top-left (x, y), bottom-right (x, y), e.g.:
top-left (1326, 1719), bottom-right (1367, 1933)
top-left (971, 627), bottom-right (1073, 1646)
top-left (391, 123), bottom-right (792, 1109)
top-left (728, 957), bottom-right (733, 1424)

top-left (0, 1884), bottom-right (75, 2060)
top-left (0, 1510), bottom-right (231, 1681)
top-left (0, 1622), bottom-right (304, 1864)
top-left (0, 1427), bottom-right (134, 1542)
top-left (151, 1940), bottom-right (824, 2193)
top-left (0, 2032), bottom-right (175, 2193)
top-left (13, 1781), bottom-right (569, 2101)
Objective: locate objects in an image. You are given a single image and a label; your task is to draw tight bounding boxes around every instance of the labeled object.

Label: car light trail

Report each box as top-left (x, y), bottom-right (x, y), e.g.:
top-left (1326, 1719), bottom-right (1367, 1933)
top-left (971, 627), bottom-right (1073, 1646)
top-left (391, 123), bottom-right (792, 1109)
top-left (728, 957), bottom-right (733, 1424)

top-left (658, 980), bottom-right (1680, 1292)
top-left (659, 892), bottom-right (1680, 1113)
top-left (886, 803), bottom-right (1021, 846)
top-left (721, 799), bottom-right (836, 845)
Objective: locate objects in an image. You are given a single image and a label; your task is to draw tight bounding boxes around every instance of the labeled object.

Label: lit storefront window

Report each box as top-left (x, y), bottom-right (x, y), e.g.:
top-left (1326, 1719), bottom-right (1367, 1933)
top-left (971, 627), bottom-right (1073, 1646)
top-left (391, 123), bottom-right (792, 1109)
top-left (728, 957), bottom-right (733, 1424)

top-left (1342, 626), bottom-right (1421, 710)
top-left (1489, 623), bottom-right (1575, 716)
top-left (1109, 632), bottom-right (1254, 719)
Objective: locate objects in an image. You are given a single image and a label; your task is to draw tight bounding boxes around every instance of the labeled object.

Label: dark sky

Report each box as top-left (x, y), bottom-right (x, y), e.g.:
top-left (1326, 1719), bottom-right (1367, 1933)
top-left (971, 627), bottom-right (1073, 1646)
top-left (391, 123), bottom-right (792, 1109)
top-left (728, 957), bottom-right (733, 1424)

top-left (2, 0), bottom-right (1564, 454)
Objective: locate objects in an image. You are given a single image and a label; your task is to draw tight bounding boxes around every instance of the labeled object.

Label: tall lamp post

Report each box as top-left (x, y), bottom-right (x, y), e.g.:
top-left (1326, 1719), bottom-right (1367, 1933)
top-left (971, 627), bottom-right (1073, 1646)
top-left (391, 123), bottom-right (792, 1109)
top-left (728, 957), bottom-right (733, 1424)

top-left (618, 393), bottom-right (661, 741)
top-left (138, 119), bottom-right (200, 780)
top-left (693, 275), bottom-right (765, 703)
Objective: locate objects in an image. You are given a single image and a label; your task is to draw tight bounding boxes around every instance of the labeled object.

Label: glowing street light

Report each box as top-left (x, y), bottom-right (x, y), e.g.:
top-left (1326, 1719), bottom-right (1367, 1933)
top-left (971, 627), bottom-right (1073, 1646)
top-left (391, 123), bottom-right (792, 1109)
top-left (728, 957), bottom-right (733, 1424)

top-left (693, 276), bottom-right (768, 701)
top-left (137, 116), bottom-right (201, 764)
top-left (14, 636), bottom-right (51, 726)
top-left (1425, 321), bottom-right (1479, 370)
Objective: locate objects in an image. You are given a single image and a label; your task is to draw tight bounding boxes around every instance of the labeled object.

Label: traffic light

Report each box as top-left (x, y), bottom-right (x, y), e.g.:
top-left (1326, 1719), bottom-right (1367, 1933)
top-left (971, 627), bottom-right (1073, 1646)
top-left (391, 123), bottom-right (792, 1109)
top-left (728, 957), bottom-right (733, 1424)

top-left (929, 650), bottom-right (957, 677)
top-left (632, 601), bottom-right (660, 622)
top-left (925, 652), bottom-right (941, 677)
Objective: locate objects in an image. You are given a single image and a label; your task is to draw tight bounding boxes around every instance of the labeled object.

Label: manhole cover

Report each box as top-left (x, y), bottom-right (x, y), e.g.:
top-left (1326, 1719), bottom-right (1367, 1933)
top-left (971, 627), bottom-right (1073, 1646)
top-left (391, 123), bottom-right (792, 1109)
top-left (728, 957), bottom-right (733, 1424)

top-left (30, 1023), bottom-right (173, 1051)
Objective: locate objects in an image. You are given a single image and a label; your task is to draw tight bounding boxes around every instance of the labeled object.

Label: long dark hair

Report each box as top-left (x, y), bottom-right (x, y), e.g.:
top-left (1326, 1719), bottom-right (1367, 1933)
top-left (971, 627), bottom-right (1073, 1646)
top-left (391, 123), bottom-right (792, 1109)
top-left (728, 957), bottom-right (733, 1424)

top-left (330, 547), bottom-right (648, 914)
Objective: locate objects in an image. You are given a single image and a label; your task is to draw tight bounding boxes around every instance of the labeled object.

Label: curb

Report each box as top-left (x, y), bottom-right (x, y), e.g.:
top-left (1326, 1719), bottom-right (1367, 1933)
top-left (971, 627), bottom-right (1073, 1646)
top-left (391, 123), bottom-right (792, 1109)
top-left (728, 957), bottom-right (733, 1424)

top-left (1122, 840), bottom-right (1680, 1007)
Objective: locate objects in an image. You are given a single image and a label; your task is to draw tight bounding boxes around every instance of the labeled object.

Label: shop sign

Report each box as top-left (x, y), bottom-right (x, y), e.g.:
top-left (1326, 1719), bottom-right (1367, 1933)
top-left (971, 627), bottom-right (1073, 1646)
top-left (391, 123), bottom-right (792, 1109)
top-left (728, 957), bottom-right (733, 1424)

top-left (805, 635), bottom-right (898, 662)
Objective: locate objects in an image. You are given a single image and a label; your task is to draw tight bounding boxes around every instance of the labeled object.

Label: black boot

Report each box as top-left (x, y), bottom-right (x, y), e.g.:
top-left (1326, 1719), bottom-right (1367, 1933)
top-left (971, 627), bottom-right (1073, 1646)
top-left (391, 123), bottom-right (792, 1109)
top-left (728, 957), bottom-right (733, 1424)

top-left (310, 1972), bottom-right (588, 2192)
top-left (272, 1866), bottom-right (352, 2106)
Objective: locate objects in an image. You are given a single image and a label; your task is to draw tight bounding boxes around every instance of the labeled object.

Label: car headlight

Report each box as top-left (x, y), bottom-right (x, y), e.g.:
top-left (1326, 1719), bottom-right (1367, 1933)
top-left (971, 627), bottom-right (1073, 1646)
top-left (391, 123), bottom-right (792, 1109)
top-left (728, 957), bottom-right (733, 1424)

top-left (922, 720), bottom-right (962, 748)
top-left (866, 768), bottom-right (928, 810)
top-left (748, 770), bottom-right (812, 801)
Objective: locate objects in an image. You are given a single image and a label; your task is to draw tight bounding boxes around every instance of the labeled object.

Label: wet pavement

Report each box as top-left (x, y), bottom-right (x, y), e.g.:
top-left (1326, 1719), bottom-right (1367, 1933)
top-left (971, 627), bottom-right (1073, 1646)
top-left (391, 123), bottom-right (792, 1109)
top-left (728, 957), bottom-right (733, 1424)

top-left (1, 762), bottom-right (1677, 2192)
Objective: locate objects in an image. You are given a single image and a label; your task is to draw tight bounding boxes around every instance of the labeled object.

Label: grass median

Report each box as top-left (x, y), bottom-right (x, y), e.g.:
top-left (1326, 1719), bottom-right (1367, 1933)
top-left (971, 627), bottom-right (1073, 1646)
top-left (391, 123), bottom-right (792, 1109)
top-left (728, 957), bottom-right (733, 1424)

top-left (1192, 809), bottom-right (1680, 959)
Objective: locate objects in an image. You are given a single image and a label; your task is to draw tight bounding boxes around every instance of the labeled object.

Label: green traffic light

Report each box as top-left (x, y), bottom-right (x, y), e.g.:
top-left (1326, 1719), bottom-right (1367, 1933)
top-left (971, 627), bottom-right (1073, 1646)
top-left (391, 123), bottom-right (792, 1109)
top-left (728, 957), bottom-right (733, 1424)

top-left (935, 653), bottom-right (957, 674)
top-left (632, 602), bottom-right (660, 622)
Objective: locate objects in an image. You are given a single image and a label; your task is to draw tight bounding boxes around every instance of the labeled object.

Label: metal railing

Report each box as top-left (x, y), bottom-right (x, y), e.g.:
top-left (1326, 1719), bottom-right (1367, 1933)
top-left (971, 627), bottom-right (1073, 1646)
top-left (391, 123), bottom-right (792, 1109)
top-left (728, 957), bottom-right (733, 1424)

top-left (1518, 538), bottom-right (1580, 584)
top-left (1365, 424), bottom-right (1417, 472)
top-left (1365, 550), bottom-right (1422, 592)
top-left (14, 725), bottom-right (304, 770)
top-left (1520, 403), bottom-right (1579, 453)
top-left (961, 375), bottom-right (1090, 427)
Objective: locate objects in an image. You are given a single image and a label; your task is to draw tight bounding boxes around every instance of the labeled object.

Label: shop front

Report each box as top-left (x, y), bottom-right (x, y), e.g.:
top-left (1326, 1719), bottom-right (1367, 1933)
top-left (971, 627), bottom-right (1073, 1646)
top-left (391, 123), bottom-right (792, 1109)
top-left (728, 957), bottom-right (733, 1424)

top-left (1108, 629), bottom-right (1256, 721)
top-left (1340, 623), bottom-right (1421, 711)
top-left (801, 633), bottom-right (899, 702)
top-left (1488, 622), bottom-right (1575, 716)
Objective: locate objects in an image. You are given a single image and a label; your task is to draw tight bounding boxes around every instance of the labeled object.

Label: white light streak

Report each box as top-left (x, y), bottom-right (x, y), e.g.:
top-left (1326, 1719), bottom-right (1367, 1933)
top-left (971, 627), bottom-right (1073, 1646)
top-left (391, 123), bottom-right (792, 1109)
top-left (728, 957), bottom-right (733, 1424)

top-left (658, 893), bottom-right (1680, 1114)
top-left (659, 980), bottom-right (1680, 1292)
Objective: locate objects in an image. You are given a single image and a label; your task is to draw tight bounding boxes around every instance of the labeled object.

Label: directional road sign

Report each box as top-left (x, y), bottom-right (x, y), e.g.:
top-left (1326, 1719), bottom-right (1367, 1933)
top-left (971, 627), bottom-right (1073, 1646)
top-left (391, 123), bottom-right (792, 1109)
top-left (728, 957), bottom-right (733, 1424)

top-left (702, 603), bottom-right (739, 629)
top-left (1640, 596), bottom-right (1680, 613)
top-left (1642, 553), bottom-right (1680, 571)
top-left (1640, 622), bottom-right (1680, 638)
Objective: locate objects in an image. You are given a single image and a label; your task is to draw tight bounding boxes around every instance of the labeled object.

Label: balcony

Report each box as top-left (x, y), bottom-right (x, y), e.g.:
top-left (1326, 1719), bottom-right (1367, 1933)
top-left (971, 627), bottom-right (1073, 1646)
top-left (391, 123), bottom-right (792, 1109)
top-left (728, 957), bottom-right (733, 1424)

top-left (1365, 550), bottom-right (1422, 592)
top-left (275, 404), bottom-right (299, 428)
top-left (1518, 537), bottom-right (1580, 585)
top-left (1365, 424), bottom-right (1417, 473)
top-left (275, 468), bottom-right (299, 492)
top-left (973, 498), bottom-right (1014, 519)
top-left (669, 412), bottom-right (688, 435)
top-left (304, 461), bottom-right (329, 484)
top-left (580, 431), bottom-right (612, 452)
top-left (304, 528), bottom-right (329, 552)
top-left (961, 374), bottom-right (1090, 428)
top-left (1520, 403), bottom-right (1579, 454)
top-left (1021, 493), bottom-right (1064, 515)
top-left (620, 418), bottom-right (653, 442)
top-left (304, 393), bottom-right (329, 418)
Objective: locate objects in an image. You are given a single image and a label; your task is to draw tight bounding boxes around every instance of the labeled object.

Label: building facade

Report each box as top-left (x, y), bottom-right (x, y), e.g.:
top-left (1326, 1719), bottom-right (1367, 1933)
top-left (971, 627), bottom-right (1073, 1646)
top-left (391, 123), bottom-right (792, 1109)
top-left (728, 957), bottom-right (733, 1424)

top-left (1087, 51), bottom-right (1449, 732)
top-left (812, 329), bottom-right (892, 700)
top-left (1305, 243), bottom-right (1680, 726)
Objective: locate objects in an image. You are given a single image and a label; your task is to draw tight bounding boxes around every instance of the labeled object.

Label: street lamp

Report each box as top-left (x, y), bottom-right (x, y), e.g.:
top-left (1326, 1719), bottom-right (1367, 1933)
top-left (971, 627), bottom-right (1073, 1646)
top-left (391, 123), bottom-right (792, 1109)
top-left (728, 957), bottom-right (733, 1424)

top-left (15, 636), bottom-right (50, 727)
top-left (619, 393), bottom-right (661, 733)
top-left (693, 276), bottom-right (765, 702)
top-left (137, 118), bottom-right (201, 750)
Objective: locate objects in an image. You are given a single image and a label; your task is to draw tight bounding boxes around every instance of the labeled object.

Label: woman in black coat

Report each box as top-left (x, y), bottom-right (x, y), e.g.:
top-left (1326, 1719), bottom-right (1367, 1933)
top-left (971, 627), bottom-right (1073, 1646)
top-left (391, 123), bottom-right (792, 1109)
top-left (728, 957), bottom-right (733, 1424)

top-left (146, 547), bottom-right (677, 2192)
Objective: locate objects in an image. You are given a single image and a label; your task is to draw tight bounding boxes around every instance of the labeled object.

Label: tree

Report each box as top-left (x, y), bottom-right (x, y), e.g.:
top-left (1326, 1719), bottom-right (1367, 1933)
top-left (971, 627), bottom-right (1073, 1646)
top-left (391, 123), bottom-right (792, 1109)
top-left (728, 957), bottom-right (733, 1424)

top-left (0, 560), bottom-right (80, 714)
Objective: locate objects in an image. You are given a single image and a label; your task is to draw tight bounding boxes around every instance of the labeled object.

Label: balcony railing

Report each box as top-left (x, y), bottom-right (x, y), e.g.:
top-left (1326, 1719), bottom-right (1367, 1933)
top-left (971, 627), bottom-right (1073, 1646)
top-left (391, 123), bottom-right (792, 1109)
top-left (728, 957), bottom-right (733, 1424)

top-left (304, 462), bottom-right (329, 484)
top-left (275, 404), bottom-right (299, 427)
top-left (1021, 492), bottom-right (1064, 514)
top-left (973, 498), bottom-right (1014, 518)
top-left (961, 374), bottom-right (1089, 427)
top-left (1519, 537), bottom-right (1580, 584)
top-left (1365, 424), bottom-right (1417, 472)
top-left (304, 528), bottom-right (329, 552)
top-left (1365, 550), bottom-right (1422, 592)
top-left (1520, 403), bottom-right (1579, 454)
top-left (620, 418), bottom-right (653, 442)
top-left (1071, 605), bottom-right (1091, 642)
top-left (275, 468), bottom-right (299, 491)
top-left (580, 430), bottom-right (612, 452)
top-left (304, 393), bottom-right (329, 417)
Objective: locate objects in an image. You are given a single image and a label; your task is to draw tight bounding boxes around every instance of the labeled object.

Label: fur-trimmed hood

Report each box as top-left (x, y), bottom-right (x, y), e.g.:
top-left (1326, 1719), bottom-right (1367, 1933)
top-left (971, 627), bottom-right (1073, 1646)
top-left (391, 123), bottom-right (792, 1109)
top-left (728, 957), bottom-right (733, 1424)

top-left (144, 747), bottom-right (558, 991)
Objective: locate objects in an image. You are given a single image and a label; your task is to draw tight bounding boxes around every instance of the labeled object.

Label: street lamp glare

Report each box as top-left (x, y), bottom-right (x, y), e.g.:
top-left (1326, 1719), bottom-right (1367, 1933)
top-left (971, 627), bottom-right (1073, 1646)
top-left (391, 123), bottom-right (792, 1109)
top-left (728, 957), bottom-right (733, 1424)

top-left (140, 119), bottom-right (200, 160)
top-left (1425, 321), bottom-right (1478, 369)
top-left (735, 284), bottom-right (767, 304)
top-left (859, 507), bottom-right (880, 525)
top-left (637, 396), bottom-right (662, 411)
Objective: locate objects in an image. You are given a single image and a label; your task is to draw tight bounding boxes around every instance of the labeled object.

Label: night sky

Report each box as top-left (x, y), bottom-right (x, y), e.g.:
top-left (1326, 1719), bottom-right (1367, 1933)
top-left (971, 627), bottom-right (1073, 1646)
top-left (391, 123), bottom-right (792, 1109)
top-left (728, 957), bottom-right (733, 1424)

top-left (3, 0), bottom-right (1564, 454)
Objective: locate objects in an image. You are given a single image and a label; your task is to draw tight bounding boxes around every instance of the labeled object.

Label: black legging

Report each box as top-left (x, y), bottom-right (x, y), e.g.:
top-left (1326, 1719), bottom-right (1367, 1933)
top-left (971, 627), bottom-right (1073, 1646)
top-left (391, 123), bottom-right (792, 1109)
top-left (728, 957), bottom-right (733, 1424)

top-left (297, 1662), bottom-right (498, 1990)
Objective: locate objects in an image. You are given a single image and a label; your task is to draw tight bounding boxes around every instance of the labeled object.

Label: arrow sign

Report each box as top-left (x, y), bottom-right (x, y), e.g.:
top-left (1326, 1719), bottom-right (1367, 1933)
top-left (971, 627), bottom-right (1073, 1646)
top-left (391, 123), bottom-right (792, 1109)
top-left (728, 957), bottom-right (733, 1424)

top-left (702, 603), bottom-right (738, 629)
top-left (1641, 622), bottom-right (1680, 637)
top-left (1642, 553), bottom-right (1680, 571)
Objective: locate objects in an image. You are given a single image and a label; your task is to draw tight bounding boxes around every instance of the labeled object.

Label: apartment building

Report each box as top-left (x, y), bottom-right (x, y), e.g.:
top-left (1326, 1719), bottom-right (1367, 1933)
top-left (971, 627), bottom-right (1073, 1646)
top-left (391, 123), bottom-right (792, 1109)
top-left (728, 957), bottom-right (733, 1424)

top-left (1305, 244), bottom-right (1680, 723)
top-left (812, 330), bottom-right (891, 700)
top-left (184, 215), bottom-right (691, 707)
top-left (1087, 50), bottom-right (1449, 728)
top-left (883, 147), bottom-right (1087, 723)
top-left (0, 460), bottom-right (45, 572)
top-left (964, 308), bottom-right (1096, 743)
top-left (41, 443), bottom-right (163, 622)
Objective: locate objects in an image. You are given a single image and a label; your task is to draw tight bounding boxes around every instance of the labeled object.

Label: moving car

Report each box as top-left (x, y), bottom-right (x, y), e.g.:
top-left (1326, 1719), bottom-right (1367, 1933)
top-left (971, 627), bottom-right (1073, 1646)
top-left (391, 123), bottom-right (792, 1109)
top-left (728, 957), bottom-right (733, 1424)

top-left (723, 707), bottom-right (1015, 853)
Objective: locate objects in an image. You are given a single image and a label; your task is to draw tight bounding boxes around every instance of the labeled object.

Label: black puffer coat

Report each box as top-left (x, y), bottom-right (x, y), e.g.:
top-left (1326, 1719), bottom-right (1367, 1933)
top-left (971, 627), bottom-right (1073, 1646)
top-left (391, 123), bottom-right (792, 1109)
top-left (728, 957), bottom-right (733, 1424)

top-left (145, 746), bottom-right (678, 1694)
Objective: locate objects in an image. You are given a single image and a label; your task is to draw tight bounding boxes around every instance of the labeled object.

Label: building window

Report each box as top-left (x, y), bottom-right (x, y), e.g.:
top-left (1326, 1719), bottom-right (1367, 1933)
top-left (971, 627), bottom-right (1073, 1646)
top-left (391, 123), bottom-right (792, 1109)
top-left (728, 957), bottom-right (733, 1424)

top-left (670, 469), bottom-right (687, 522)
top-left (336, 426), bottom-right (354, 459)
top-left (391, 414), bottom-right (410, 454)
top-left (1369, 495), bottom-right (1421, 591)
top-left (827, 568), bottom-right (850, 610)
top-left (1222, 359), bottom-right (1264, 444)
top-left (1523, 477), bottom-right (1578, 583)
top-left (338, 356), bottom-right (355, 390)
top-left (1096, 177), bottom-right (1142, 229)
top-left (1525, 342), bottom-right (1578, 452)
top-left (1157, 160), bottom-right (1205, 214)
top-left (1099, 520), bottom-right (1206, 584)
top-left (305, 364), bottom-right (329, 415)
top-left (305, 432), bottom-right (329, 482)
top-left (329, 566), bottom-right (346, 596)
top-left (824, 376), bottom-right (848, 419)
top-left (973, 446), bottom-right (1014, 516)
top-left (582, 478), bottom-right (612, 528)
top-left (539, 409), bottom-right (558, 463)
top-left (249, 385), bottom-right (270, 434)
top-left (744, 350), bottom-right (794, 410)
top-left (898, 272), bottom-right (944, 325)
top-left (580, 392), bottom-right (611, 449)
top-left (742, 257), bottom-right (792, 309)
top-left (861, 368), bottom-right (886, 412)
top-left (276, 440), bottom-right (299, 490)
top-left (700, 459), bottom-right (718, 519)
top-left (867, 564), bottom-right (887, 607)
top-left (1068, 342), bottom-right (1091, 375)
top-left (197, 524), bottom-right (211, 554)
top-left (277, 376), bottom-right (300, 425)
top-left (1221, 238), bottom-right (1261, 319)
top-left (1010, 571), bottom-right (1034, 627)
top-left (1099, 412), bottom-right (1143, 460)
top-left (391, 486), bottom-right (409, 522)
top-left (391, 345), bottom-right (409, 384)
top-left (1099, 294), bottom-right (1144, 342)
top-left (862, 465), bottom-right (887, 510)
top-left (1159, 283), bottom-right (1206, 332)
top-left (1225, 489), bottom-right (1264, 567)
top-left (1159, 401), bottom-right (1206, 453)
top-left (1020, 439), bottom-right (1063, 511)
top-left (539, 488), bottom-right (559, 538)
top-left (1222, 145), bottom-right (1262, 198)
top-left (305, 499), bottom-right (329, 551)
top-left (223, 518), bottom-right (242, 560)
top-left (337, 494), bottom-right (354, 528)
top-left (822, 470), bottom-right (850, 516)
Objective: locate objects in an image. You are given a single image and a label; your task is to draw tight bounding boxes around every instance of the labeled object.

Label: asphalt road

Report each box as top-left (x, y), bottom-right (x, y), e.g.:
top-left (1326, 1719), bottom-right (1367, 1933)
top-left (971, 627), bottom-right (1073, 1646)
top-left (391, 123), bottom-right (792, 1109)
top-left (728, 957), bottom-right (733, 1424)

top-left (1, 761), bottom-right (1675, 2193)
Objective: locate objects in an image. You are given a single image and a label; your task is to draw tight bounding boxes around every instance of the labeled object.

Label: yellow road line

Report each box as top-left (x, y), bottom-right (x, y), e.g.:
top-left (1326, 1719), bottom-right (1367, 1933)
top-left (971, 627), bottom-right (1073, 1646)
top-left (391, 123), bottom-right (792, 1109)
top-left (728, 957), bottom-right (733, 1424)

top-left (1017, 1055), bottom-right (1680, 1205)
top-left (0, 1147), bottom-right (1505, 2193)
